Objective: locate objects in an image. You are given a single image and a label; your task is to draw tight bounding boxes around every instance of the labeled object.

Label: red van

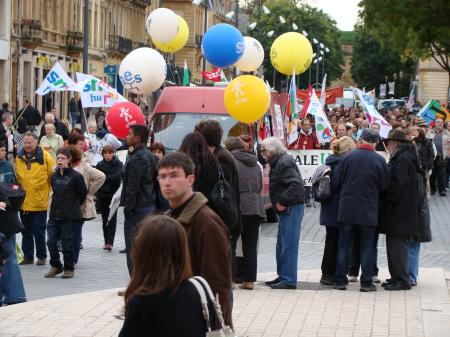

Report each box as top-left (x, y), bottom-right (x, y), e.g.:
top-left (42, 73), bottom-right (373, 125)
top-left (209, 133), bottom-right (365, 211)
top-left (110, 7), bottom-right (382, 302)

top-left (150, 85), bottom-right (285, 221)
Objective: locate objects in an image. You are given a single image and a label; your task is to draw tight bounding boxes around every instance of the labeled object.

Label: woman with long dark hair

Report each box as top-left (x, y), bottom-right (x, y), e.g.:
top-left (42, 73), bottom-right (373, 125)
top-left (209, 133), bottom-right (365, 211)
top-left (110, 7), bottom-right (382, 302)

top-left (179, 132), bottom-right (218, 201)
top-left (119, 215), bottom-right (210, 337)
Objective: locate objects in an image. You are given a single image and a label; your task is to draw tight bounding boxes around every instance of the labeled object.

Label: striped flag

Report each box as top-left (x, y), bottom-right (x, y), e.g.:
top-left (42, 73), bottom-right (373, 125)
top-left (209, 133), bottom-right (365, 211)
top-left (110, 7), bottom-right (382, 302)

top-left (287, 68), bottom-right (298, 118)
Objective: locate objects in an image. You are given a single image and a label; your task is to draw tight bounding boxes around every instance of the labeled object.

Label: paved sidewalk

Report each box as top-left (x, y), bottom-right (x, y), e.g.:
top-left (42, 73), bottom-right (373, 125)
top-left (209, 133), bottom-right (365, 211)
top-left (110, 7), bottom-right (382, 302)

top-left (1, 268), bottom-right (449, 337)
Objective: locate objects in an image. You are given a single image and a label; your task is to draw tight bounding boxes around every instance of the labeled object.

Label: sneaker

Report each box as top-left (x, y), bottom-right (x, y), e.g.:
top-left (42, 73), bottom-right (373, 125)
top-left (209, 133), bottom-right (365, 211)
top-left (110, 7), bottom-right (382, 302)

top-left (45, 267), bottom-right (63, 278)
top-left (19, 259), bottom-right (34, 265)
top-left (360, 284), bottom-right (377, 292)
top-left (264, 278), bottom-right (280, 286)
top-left (348, 276), bottom-right (358, 282)
top-left (320, 275), bottom-right (336, 286)
top-left (61, 270), bottom-right (74, 278)
top-left (335, 284), bottom-right (347, 290)
top-left (372, 276), bottom-right (381, 283)
top-left (36, 258), bottom-right (47, 266)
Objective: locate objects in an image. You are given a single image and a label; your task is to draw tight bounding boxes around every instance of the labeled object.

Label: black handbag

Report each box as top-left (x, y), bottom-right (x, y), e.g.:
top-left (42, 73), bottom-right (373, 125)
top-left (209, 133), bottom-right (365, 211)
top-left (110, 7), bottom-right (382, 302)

top-left (209, 165), bottom-right (239, 233)
top-left (0, 183), bottom-right (26, 212)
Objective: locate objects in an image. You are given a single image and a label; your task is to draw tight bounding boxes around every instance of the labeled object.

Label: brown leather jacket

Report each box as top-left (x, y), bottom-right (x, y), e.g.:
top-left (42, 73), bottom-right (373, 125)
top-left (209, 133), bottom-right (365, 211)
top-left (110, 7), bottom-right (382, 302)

top-left (168, 192), bottom-right (233, 327)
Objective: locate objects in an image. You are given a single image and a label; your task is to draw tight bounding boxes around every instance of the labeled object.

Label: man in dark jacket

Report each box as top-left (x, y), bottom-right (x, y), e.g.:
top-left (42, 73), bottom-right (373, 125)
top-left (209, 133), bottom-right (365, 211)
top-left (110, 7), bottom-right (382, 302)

top-left (46, 148), bottom-right (87, 279)
top-left (333, 129), bottom-right (390, 291)
top-left (120, 125), bottom-right (157, 274)
top-left (158, 152), bottom-right (233, 327)
top-left (19, 100), bottom-right (41, 128)
top-left (379, 130), bottom-right (419, 290)
top-left (261, 137), bottom-right (305, 289)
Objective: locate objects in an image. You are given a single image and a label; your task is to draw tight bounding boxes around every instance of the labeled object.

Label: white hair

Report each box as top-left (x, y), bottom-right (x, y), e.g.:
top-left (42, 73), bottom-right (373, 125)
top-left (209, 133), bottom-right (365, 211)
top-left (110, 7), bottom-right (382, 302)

top-left (261, 137), bottom-right (286, 155)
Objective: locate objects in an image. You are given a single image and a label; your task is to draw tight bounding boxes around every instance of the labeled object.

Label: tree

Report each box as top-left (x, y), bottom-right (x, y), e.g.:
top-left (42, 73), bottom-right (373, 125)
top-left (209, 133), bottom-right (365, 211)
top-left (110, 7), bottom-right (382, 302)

top-left (351, 26), bottom-right (415, 97)
top-left (246, 0), bottom-right (344, 90)
top-left (359, 0), bottom-right (450, 82)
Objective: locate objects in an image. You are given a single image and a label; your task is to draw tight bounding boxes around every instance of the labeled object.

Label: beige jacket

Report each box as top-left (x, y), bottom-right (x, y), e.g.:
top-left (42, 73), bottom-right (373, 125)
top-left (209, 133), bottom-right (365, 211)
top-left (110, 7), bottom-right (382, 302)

top-left (427, 128), bottom-right (450, 159)
top-left (75, 158), bottom-right (105, 220)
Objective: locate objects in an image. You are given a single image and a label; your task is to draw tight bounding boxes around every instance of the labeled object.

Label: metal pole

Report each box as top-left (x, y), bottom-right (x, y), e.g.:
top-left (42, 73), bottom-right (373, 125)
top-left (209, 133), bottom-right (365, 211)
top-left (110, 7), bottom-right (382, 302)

top-left (308, 65), bottom-right (312, 85)
top-left (82, 0), bottom-right (89, 132)
top-left (201, 2), bottom-right (208, 85)
top-left (322, 54), bottom-right (325, 82)
top-left (315, 53), bottom-right (319, 89)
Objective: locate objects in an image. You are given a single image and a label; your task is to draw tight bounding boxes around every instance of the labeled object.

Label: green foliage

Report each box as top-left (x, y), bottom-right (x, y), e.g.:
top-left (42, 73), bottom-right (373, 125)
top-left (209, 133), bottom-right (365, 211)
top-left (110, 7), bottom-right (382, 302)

top-left (246, 0), bottom-right (344, 90)
top-left (351, 26), bottom-right (415, 97)
top-left (339, 31), bottom-right (355, 45)
top-left (359, 0), bottom-right (450, 74)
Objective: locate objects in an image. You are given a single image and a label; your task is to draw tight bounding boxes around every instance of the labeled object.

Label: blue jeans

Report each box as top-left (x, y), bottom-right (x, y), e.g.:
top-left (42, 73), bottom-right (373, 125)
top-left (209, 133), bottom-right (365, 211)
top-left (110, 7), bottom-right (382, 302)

top-left (73, 221), bottom-right (85, 265)
top-left (70, 111), bottom-right (78, 128)
top-left (335, 223), bottom-right (376, 287)
top-left (1, 235), bottom-right (27, 305)
top-left (20, 211), bottom-right (48, 260)
top-left (408, 241), bottom-right (421, 284)
top-left (276, 204), bottom-right (304, 286)
top-left (47, 220), bottom-right (79, 271)
top-left (124, 207), bottom-right (154, 275)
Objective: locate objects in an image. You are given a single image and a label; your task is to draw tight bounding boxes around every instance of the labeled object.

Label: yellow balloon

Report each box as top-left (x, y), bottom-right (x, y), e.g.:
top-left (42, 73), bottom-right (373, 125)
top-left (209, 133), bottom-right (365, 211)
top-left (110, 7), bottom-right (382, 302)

top-left (153, 16), bottom-right (189, 53)
top-left (270, 32), bottom-right (313, 75)
top-left (224, 75), bottom-right (270, 124)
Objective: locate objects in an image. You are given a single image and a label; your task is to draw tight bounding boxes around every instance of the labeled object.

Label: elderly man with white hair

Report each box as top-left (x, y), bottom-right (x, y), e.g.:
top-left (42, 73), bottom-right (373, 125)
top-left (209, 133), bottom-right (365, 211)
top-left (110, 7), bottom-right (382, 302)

top-left (40, 110), bottom-right (69, 141)
top-left (260, 137), bottom-right (305, 289)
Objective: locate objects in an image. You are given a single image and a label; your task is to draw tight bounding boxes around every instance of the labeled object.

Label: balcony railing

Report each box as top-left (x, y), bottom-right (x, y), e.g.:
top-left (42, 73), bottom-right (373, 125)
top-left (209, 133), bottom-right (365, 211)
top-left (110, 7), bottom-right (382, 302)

top-left (108, 35), bottom-right (133, 54)
top-left (132, 41), bottom-right (151, 50)
top-left (127, 0), bottom-right (150, 8)
top-left (66, 31), bottom-right (83, 55)
top-left (21, 19), bottom-right (43, 49)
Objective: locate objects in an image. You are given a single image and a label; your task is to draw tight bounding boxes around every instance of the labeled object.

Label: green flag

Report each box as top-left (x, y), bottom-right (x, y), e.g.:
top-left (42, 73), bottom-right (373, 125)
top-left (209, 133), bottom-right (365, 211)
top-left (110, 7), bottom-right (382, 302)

top-left (183, 60), bottom-right (189, 86)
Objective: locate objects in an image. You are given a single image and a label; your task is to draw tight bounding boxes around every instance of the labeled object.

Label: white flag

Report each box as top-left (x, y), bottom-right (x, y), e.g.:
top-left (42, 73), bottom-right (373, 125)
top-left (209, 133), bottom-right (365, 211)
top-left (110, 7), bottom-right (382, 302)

top-left (307, 90), bottom-right (335, 144)
top-left (319, 73), bottom-right (327, 107)
top-left (35, 62), bottom-right (77, 95)
top-left (353, 87), bottom-right (392, 138)
top-left (406, 82), bottom-right (417, 111)
top-left (74, 73), bottom-right (127, 107)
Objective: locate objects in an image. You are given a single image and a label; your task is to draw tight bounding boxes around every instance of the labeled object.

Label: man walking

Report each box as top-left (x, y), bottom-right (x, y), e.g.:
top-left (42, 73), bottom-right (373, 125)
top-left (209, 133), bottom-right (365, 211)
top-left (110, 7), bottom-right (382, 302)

top-left (261, 137), bottom-right (305, 289)
top-left (68, 96), bottom-right (80, 128)
top-left (15, 132), bottom-right (55, 265)
top-left (158, 152), bottom-right (233, 327)
top-left (333, 129), bottom-right (390, 292)
top-left (121, 125), bottom-right (157, 274)
top-left (427, 117), bottom-right (450, 196)
top-left (380, 130), bottom-right (419, 290)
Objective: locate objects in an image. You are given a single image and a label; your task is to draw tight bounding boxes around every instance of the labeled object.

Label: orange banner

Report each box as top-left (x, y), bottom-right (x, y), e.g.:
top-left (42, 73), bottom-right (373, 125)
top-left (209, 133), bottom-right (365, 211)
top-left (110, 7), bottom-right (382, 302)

top-left (296, 87), bottom-right (344, 105)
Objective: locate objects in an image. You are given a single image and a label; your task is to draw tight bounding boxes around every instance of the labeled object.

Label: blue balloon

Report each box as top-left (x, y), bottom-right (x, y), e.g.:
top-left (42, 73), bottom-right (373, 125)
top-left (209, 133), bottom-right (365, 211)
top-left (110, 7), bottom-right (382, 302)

top-left (201, 24), bottom-right (245, 68)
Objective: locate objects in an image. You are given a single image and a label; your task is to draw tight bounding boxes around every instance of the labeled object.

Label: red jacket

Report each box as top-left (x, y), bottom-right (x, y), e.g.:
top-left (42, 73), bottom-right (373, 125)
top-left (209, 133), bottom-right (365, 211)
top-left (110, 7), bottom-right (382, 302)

top-left (289, 130), bottom-right (320, 150)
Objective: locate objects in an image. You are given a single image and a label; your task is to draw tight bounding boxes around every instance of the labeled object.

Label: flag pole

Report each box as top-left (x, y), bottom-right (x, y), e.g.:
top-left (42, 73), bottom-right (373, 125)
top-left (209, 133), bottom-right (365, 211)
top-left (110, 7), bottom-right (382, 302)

top-left (13, 96), bottom-right (32, 128)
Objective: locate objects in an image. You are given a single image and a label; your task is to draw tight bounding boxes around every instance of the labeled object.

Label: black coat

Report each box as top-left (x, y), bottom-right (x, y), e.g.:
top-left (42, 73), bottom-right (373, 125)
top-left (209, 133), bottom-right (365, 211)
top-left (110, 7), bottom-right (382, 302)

top-left (379, 144), bottom-right (420, 237)
top-left (121, 146), bottom-right (157, 213)
top-left (95, 157), bottom-right (123, 199)
top-left (49, 167), bottom-right (88, 221)
top-left (119, 281), bottom-right (215, 337)
top-left (320, 154), bottom-right (342, 228)
top-left (333, 146), bottom-right (390, 226)
top-left (0, 123), bottom-right (8, 145)
top-left (268, 153), bottom-right (305, 208)
top-left (20, 105), bottom-right (41, 127)
top-left (416, 137), bottom-right (435, 171)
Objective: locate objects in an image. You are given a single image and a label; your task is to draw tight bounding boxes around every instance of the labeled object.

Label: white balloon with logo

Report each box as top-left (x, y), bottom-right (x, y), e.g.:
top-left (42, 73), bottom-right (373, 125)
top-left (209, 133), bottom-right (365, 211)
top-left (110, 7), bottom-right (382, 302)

top-left (146, 8), bottom-right (179, 43)
top-left (119, 48), bottom-right (167, 94)
top-left (235, 36), bottom-right (265, 72)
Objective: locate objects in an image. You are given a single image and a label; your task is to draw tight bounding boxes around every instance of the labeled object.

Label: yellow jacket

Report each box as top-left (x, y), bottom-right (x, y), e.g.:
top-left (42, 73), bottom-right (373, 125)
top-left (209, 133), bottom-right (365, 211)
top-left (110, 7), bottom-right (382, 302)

top-left (15, 146), bottom-right (55, 212)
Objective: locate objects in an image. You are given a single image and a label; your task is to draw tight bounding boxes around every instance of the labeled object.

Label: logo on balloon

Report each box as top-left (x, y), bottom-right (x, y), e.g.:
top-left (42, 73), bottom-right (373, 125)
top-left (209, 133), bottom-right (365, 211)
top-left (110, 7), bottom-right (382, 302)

top-left (236, 42), bottom-right (245, 55)
top-left (119, 106), bottom-right (138, 128)
top-left (231, 81), bottom-right (247, 106)
top-left (119, 71), bottom-right (143, 92)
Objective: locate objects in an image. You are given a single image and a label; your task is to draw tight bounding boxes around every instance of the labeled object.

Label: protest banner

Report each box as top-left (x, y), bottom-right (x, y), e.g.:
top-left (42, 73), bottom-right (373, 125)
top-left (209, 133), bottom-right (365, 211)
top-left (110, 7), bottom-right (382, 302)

top-left (417, 99), bottom-right (450, 125)
top-left (35, 62), bottom-right (77, 96)
top-left (288, 150), bottom-right (388, 186)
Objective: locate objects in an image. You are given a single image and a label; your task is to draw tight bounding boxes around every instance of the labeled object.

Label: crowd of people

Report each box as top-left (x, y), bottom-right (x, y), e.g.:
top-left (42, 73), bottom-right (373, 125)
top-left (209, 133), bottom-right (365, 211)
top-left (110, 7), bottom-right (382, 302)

top-left (0, 97), bottom-right (445, 336)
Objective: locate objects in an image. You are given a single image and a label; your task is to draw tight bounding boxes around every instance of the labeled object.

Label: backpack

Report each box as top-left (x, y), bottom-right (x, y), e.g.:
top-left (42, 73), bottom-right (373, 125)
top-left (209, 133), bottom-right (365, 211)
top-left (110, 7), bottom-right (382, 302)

top-left (209, 165), bottom-right (239, 233)
top-left (311, 164), bottom-right (332, 202)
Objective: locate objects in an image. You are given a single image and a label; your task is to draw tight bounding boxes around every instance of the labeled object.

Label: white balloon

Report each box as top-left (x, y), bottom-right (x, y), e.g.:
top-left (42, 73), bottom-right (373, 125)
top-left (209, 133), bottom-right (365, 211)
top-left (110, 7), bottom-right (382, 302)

top-left (146, 8), bottom-right (179, 43)
top-left (119, 48), bottom-right (167, 94)
top-left (234, 37), bottom-right (265, 72)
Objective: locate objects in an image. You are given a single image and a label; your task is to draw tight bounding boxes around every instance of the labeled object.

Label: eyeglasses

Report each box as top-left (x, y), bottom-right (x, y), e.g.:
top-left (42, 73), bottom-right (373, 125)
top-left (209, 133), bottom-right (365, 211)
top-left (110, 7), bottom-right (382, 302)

top-left (260, 148), bottom-right (267, 152)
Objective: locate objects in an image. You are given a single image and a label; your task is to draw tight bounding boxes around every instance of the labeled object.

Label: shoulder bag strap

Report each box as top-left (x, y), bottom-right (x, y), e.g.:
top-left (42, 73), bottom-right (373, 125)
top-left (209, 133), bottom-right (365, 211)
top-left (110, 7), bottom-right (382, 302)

top-left (193, 276), bottom-right (227, 329)
top-left (189, 278), bottom-right (213, 333)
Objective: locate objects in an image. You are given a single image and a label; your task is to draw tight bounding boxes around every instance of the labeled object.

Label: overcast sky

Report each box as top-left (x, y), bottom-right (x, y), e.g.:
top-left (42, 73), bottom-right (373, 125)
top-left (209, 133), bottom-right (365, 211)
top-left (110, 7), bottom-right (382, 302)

top-left (307, 0), bottom-right (361, 31)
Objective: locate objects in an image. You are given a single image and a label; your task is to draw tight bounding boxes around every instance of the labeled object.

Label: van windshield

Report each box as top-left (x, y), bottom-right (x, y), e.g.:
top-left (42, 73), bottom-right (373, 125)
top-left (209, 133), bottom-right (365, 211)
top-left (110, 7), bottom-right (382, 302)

top-left (151, 113), bottom-right (250, 151)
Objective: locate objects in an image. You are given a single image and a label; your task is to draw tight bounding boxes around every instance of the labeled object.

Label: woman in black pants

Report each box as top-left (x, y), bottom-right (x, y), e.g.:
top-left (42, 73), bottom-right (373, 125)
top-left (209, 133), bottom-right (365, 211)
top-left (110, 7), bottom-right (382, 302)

top-left (319, 136), bottom-right (355, 285)
top-left (95, 145), bottom-right (123, 251)
top-left (225, 137), bottom-right (265, 290)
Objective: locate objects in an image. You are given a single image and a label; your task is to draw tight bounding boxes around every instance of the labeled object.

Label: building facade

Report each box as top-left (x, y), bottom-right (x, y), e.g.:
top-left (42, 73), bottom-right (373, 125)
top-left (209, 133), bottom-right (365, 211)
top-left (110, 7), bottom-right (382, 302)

top-left (0, 0), bottom-right (12, 107)
top-left (417, 58), bottom-right (449, 105)
top-left (9, 0), bottom-right (150, 119)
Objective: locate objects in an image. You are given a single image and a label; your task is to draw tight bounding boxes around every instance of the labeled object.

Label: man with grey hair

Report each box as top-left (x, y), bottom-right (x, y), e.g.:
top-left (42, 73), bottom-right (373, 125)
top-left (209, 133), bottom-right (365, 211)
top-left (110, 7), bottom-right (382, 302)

top-left (260, 137), bottom-right (305, 289)
top-left (427, 117), bottom-right (450, 196)
top-left (0, 112), bottom-right (14, 163)
top-left (40, 110), bottom-right (69, 141)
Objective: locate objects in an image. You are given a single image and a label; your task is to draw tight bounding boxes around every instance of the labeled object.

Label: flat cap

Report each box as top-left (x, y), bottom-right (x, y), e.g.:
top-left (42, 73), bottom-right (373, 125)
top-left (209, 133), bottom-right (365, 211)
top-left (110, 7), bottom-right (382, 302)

top-left (360, 128), bottom-right (380, 143)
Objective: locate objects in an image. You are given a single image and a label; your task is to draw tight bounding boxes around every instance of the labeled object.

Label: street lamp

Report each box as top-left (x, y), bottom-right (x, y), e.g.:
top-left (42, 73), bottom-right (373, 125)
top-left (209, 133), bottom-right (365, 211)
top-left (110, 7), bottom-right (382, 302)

top-left (316, 56), bottom-right (323, 87)
top-left (302, 30), bottom-right (308, 37)
top-left (308, 53), bottom-right (316, 85)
